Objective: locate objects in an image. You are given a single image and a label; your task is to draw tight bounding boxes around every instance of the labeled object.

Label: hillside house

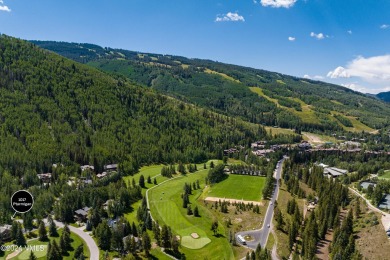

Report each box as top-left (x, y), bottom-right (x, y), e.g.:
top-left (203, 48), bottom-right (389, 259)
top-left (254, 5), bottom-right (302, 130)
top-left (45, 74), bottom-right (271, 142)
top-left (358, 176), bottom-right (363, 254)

top-left (324, 167), bottom-right (348, 178)
top-left (223, 148), bottom-right (239, 155)
top-left (37, 173), bottom-right (52, 183)
top-left (0, 224), bottom-right (12, 242)
top-left (252, 148), bottom-right (274, 157)
top-left (80, 165), bottom-right (94, 172)
top-left (97, 172), bottom-right (108, 179)
top-left (251, 141), bottom-right (267, 150)
top-left (104, 164), bottom-right (118, 172)
top-left (74, 207), bottom-right (90, 222)
top-left (123, 235), bottom-right (141, 249)
top-left (298, 141), bottom-right (312, 150)
top-left (360, 181), bottom-right (377, 190)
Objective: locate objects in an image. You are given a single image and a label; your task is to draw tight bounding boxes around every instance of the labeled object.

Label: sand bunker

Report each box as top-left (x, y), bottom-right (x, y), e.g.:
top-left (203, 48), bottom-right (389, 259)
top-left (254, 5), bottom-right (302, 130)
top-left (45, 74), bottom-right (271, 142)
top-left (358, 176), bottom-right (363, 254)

top-left (191, 232), bottom-right (199, 239)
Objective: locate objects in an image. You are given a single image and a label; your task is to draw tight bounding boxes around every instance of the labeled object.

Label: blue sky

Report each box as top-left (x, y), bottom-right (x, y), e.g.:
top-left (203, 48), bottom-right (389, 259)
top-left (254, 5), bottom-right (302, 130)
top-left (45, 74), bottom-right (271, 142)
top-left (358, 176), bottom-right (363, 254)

top-left (1, 0), bottom-right (389, 93)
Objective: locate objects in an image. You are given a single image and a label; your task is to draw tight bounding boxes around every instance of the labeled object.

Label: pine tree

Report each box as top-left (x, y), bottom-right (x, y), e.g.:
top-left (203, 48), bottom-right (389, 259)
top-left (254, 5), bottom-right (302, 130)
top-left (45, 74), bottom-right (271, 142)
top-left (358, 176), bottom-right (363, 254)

top-left (74, 244), bottom-right (84, 259)
top-left (178, 162), bottom-right (186, 174)
top-left (161, 225), bottom-right (171, 249)
top-left (62, 225), bottom-right (71, 249)
top-left (48, 215), bottom-right (58, 237)
top-left (28, 250), bottom-right (37, 260)
top-left (147, 175), bottom-right (152, 184)
top-left (211, 220), bottom-right (218, 235)
top-left (132, 222), bottom-right (138, 237)
top-left (111, 226), bottom-right (124, 252)
top-left (48, 240), bottom-right (62, 260)
top-left (38, 220), bottom-right (48, 241)
top-left (194, 206), bottom-right (200, 217)
top-left (142, 232), bottom-right (151, 257)
top-left (11, 221), bottom-right (18, 240)
top-left (153, 221), bottom-right (161, 246)
top-left (95, 220), bottom-right (112, 251)
top-left (139, 175), bottom-right (145, 188)
top-left (187, 205), bottom-right (193, 215)
top-left (15, 223), bottom-right (26, 246)
top-left (172, 235), bottom-right (180, 253)
top-left (153, 178), bottom-right (157, 185)
top-left (355, 199), bottom-right (361, 219)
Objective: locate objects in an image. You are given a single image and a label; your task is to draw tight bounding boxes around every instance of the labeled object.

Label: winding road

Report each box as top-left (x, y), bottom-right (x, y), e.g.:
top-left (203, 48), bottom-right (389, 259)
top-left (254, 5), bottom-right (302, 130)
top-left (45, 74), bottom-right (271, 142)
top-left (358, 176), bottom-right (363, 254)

top-left (236, 156), bottom-right (285, 250)
top-left (348, 187), bottom-right (390, 231)
top-left (45, 219), bottom-right (100, 260)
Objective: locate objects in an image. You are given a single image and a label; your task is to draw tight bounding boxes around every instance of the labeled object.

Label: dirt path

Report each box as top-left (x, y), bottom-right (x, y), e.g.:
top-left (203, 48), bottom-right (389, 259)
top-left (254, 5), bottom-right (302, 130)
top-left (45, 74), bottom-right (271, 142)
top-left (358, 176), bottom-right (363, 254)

top-left (303, 132), bottom-right (323, 143)
top-left (204, 196), bottom-right (263, 206)
top-left (315, 230), bottom-right (333, 260)
top-left (6, 248), bottom-right (22, 260)
top-left (315, 209), bottom-right (347, 259)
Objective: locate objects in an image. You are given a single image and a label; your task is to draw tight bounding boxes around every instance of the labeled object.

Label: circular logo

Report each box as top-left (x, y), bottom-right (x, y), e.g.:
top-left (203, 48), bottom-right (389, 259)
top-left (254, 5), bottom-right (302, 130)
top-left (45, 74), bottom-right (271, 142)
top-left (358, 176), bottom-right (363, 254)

top-left (11, 190), bottom-right (34, 213)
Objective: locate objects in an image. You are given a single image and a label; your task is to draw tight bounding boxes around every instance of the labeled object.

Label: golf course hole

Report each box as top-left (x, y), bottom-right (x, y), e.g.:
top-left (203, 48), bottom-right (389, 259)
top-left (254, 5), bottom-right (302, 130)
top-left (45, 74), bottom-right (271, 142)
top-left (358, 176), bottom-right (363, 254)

top-left (191, 232), bottom-right (200, 239)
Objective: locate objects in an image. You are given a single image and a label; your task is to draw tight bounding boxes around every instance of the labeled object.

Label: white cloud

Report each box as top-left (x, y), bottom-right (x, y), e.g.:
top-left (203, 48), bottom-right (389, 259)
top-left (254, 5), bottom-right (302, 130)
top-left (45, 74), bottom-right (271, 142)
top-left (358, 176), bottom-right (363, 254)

top-left (327, 66), bottom-right (350, 78)
top-left (260, 0), bottom-right (297, 8)
top-left (341, 83), bottom-right (368, 93)
top-left (288, 36), bottom-right (295, 41)
top-left (0, 0), bottom-right (10, 12)
top-left (215, 12), bottom-right (245, 22)
top-left (380, 24), bottom-right (389, 29)
top-left (327, 55), bottom-right (390, 84)
top-left (347, 30), bottom-right (352, 34)
top-left (341, 83), bottom-right (390, 94)
top-left (310, 32), bottom-right (325, 40)
top-left (303, 74), bottom-right (324, 80)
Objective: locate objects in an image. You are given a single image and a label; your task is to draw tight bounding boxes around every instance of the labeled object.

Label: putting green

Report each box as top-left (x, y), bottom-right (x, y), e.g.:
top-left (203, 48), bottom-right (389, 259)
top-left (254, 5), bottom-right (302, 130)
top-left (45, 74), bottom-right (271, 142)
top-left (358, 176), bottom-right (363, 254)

top-left (181, 236), bottom-right (211, 249)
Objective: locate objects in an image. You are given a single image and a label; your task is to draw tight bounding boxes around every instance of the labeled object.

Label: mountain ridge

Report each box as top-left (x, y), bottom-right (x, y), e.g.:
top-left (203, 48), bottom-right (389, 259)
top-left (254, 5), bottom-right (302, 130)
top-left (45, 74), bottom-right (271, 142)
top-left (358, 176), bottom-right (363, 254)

top-left (377, 91), bottom-right (390, 102)
top-left (32, 40), bottom-right (390, 133)
top-left (0, 35), bottom-right (272, 178)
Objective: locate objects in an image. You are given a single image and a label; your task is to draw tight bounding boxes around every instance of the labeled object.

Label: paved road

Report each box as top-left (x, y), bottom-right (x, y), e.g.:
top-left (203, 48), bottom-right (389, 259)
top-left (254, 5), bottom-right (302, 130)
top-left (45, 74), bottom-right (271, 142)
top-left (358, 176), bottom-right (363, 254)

top-left (16, 218), bottom-right (99, 260)
top-left (48, 220), bottom-right (100, 260)
top-left (237, 157), bottom-right (285, 250)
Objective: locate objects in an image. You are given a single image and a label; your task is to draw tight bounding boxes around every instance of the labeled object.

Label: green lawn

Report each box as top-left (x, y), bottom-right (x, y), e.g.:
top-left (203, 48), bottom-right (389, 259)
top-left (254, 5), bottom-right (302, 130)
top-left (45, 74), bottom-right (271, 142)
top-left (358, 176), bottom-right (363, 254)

top-left (10, 240), bottom-right (47, 260)
top-left (123, 162), bottom-right (220, 224)
top-left (379, 170), bottom-right (390, 179)
top-left (207, 174), bottom-right (266, 201)
top-left (6, 228), bottom-right (89, 260)
top-left (148, 164), bottom-right (234, 260)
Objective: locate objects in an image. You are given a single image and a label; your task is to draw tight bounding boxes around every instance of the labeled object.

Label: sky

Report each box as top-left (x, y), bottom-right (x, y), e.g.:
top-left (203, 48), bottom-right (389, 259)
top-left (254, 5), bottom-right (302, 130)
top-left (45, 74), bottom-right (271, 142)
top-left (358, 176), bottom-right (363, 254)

top-left (1, 0), bottom-right (389, 94)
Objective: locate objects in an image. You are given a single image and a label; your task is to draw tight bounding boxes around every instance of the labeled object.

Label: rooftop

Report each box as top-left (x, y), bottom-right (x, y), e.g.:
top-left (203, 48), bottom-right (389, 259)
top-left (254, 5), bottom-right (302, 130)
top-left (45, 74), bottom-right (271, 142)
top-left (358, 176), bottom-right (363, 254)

top-left (379, 194), bottom-right (390, 210)
top-left (360, 181), bottom-right (376, 190)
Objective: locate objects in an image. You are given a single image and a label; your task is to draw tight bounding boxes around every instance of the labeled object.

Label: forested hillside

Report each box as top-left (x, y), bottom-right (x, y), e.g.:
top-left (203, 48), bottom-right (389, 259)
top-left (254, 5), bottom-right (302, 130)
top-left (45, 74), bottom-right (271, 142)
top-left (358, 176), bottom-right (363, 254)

top-left (33, 41), bottom-right (390, 133)
top-left (0, 35), bottom-right (266, 178)
top-left (377, 91), bottom-right (390, 103)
